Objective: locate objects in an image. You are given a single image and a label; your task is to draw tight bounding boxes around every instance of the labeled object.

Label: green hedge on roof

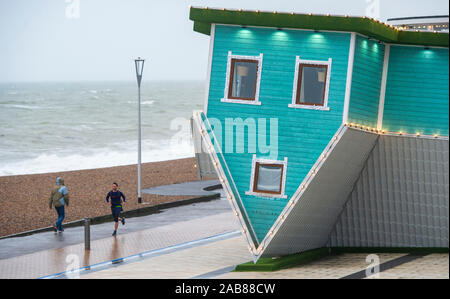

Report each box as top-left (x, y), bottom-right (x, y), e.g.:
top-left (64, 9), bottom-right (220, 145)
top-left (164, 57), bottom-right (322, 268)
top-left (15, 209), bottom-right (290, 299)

top-left (189, 7), bottom-right (449, 47)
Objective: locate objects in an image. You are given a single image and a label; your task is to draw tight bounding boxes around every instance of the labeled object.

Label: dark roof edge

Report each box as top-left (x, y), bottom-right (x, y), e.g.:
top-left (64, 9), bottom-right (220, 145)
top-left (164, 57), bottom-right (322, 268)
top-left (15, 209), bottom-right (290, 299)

top-left (189, 7), bottom-right (449, 47)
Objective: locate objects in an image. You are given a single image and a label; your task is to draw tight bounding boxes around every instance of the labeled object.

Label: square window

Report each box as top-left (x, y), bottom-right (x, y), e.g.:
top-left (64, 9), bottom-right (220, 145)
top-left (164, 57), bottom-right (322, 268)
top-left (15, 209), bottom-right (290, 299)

top-left (229, 59), bottom-right (259, 100)
top-left (246, 156), bottom-right (288, 198)
top-left (297, 64), bottom-right (328, 106)
top-left (254, 163), bottom-right (284, 194)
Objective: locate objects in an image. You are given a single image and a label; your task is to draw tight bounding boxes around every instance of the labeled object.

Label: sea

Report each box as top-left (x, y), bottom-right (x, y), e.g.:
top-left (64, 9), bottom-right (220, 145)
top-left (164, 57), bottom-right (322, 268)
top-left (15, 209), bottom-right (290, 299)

top-left (0, 81), bottom-right (204, 176)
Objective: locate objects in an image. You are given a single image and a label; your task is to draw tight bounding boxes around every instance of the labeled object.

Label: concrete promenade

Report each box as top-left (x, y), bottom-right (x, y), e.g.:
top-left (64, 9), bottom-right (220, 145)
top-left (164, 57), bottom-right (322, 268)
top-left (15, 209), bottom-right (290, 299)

top-left (0, 200), bottom-right (242, 279)
top-left (0, 181), bottom-right (447, 279)
top-left (0, 181), bottom-right (242, 279)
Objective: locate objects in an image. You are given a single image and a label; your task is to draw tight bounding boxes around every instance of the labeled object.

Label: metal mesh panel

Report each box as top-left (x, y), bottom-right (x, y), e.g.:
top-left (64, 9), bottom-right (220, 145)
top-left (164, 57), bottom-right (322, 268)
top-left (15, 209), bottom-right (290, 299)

top-left (329, 135), bottom-right (449, 248)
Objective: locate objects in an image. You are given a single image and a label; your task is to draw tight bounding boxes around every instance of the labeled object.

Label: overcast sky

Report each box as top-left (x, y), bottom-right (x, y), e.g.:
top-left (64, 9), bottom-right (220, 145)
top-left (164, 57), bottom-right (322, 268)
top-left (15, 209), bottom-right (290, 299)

top-left (0, 0), bottom-right (448, 82)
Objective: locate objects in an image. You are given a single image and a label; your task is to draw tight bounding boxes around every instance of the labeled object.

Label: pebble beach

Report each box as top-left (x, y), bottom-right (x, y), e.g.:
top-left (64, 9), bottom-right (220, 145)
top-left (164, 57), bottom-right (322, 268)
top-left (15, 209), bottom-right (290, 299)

top-left (0, 157), bottom-right (199, 237)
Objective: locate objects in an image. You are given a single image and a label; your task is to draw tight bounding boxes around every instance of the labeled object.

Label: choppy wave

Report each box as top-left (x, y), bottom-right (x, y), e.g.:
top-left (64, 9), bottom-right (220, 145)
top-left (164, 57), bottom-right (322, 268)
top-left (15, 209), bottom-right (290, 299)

top-left (126, 100), bottom-right (155, 105)
top-left (0, 140), bottom-right (194, 176)
top-left (2, 104), bottom-right (43, 110)
top-left (0, 81), bottom-right (203, 176)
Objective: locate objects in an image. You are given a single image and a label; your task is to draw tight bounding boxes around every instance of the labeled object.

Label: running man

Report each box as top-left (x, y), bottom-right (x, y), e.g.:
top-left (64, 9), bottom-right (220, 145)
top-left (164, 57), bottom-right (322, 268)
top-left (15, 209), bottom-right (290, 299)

top-left (105, 182), bottom-right (126, 236)
top-left (49, 177), bottom-right (69, 233)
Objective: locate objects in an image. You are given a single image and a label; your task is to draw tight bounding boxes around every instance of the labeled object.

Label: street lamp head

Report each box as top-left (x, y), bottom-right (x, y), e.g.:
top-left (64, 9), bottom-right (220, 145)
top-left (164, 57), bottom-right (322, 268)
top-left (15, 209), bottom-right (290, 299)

top-left (135, 57), bottom-right (145, 86)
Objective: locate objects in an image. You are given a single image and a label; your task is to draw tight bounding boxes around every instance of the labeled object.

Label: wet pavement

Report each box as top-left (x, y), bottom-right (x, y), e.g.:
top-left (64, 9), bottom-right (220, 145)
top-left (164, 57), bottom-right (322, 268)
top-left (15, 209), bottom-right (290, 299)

top-left (214, 253), bottom-right (449, 279)
top-left (80, 234), bottom-right (251, 279)
top-left (0, 181), bottom-right (225, 260)
top-left (0, 189), bottom-right (229, 261)
top-left (0, 180), bottom-right (244, 279)
top-left (0, 211), bottom-right (241, 279)
top-left (1, 179), bottom-right (447, 279)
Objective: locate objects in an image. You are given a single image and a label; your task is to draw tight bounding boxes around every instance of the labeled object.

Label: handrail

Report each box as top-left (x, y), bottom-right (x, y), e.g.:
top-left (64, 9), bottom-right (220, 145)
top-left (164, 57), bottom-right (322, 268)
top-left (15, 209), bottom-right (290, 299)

top-left (194, 112), bottom-right (260, 250)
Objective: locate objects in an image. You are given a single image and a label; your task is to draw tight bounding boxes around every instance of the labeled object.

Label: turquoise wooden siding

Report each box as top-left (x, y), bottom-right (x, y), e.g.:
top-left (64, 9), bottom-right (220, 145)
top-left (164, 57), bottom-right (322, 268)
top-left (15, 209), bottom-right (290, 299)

top-left (348, 35), bottom-right (385, 128)
top-left (382, 45), bottom-right (449, 136)
top-left (206, 25), bottom-right (350, 242)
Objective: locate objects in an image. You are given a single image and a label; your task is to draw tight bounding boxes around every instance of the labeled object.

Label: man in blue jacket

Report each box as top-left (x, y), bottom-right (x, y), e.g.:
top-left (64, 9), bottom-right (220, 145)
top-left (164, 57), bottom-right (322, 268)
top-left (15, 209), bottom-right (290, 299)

top-left (106, 182), bottom-right (126, 236)
top-left (49, 177), bottom-right (69, 233)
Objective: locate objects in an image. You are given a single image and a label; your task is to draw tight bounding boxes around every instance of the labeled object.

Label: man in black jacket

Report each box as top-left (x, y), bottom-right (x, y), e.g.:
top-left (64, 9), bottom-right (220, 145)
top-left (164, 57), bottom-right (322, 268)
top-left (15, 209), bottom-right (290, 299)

top-left (105, 182), bottom-right (126, 236)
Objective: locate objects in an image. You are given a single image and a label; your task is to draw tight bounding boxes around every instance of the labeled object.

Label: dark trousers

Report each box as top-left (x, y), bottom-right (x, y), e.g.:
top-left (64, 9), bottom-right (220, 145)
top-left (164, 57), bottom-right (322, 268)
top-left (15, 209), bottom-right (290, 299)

top-left (55, 206), bottom-right (65, 231)
top-left (111, 206), bottom-right (122, 222)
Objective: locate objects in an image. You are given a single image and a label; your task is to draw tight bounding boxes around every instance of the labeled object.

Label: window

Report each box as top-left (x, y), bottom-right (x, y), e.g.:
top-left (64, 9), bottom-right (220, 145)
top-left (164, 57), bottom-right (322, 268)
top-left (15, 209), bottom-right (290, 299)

top-left (254, 163), bottom-right (284, 194)
top-left (222, 52), bottom-right (263, 105)
top-left (246, 155), bottom-right (288, 198)
top-left (229, 60), bottom-right (258, 100)
top-left (289, 56), bottom-right (332, 111)
top-left (297, 64), bottom-right (328, 105)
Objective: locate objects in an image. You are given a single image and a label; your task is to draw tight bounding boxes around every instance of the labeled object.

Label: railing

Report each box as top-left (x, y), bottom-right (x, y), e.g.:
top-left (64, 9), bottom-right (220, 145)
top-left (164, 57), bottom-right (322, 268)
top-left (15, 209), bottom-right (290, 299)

top-left (193, 111), bottom-right (259, 251)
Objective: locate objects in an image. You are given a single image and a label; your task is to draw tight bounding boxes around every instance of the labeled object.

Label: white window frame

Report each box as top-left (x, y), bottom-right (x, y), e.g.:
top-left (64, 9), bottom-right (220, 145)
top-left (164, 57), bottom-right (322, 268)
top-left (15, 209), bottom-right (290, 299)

top-left (246, 155), bottom-right (288, 199)
top-left (289, 56), bottom-right (332, 111)
top-left (221, 51), bottom-right (263, 105)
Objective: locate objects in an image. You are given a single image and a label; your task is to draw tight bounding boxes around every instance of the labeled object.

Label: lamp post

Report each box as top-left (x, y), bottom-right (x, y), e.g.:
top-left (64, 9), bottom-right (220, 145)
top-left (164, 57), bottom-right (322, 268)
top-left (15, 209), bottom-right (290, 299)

top-left (135, 57), bottom-right (145, 204)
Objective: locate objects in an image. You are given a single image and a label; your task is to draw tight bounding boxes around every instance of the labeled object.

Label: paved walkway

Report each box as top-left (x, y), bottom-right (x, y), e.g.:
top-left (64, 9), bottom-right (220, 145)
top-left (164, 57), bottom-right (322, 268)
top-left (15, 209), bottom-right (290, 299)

top-left (80, 235), bottom-right (251, 279)
top-left (216, 254), bottom-right (448, 279)
top-left (77, 243), bottom-right (449, 279)
top-left (0, 180), bottom-right (447, 279)
top-left (0, 209), bottom-right (241, 279)
top-left (216, 253), bottom-right (407, 279)
top-left (374, 254), bottom-right (449, 279)
top-left (0, 191), bottom-right (229, 260)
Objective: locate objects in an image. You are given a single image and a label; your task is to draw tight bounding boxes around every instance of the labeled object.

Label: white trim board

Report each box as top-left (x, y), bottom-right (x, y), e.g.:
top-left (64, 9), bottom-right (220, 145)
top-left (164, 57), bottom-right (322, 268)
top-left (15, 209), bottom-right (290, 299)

top-left (377, 44), bottom-right (390, 131)
top-left (203, 23), bottom-right (216, 116)
top-left (289, 56), bottom-right (332, 111)
top-left (342, 32), bottom-right (356, 124)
